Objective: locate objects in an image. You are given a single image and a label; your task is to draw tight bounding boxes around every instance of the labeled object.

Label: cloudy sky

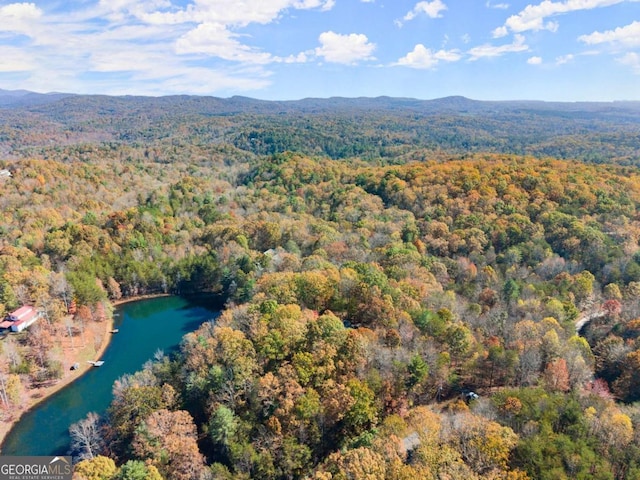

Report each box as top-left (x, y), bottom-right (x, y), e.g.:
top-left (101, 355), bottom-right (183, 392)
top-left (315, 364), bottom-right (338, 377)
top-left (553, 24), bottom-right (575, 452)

top-left (0, 0), bottom-right (638, 100)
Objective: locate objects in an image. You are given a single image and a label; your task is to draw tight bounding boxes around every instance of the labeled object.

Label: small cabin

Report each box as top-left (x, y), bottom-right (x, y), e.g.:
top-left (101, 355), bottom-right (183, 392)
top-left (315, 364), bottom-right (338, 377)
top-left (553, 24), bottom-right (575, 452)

top-left (5, 305), bottom-right (40, 332)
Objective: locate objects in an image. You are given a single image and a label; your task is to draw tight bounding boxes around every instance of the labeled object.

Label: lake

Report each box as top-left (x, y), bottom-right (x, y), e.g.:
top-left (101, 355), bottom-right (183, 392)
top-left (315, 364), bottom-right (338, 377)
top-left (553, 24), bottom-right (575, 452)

top-left (1, 296), bottom-right (218, 456)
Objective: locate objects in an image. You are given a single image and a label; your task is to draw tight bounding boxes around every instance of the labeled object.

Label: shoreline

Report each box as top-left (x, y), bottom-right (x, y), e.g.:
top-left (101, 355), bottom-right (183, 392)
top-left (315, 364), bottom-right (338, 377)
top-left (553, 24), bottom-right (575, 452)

top-left (0, 293), bottom-right (170, 451)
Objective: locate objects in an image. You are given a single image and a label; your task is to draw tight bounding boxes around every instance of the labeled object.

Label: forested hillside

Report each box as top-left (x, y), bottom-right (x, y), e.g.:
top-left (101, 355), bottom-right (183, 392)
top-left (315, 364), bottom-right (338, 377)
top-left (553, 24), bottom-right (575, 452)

top-left (2, 94), bottom-right (640, 479)
top-left (1, 93), bottom-right (640, 164)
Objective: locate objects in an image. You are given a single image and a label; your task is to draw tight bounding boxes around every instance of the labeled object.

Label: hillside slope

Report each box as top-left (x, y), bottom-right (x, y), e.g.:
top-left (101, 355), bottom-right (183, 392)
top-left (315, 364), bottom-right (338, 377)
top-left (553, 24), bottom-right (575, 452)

top-left (1, 93), bottom-right (639, 164)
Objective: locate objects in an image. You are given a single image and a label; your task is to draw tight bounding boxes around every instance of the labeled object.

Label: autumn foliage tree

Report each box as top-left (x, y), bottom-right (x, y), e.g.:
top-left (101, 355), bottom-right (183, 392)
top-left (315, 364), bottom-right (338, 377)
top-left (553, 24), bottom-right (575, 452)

top-left (132, 409), bottom-right (205, 480)
top-left (543, 358), bottom-right (570, 393)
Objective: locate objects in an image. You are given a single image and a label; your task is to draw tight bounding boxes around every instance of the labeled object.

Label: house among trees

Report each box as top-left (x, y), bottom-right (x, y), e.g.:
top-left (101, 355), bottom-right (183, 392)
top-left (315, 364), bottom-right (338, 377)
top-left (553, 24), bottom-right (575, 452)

top-left (1, 305), bottom-right (41, 332)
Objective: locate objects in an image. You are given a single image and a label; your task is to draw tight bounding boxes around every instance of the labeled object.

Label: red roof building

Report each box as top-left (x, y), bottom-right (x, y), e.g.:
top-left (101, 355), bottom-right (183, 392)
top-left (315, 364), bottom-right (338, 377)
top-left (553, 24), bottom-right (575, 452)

top-left (8, 305), bottom-right (35, 321)
top-left (5, 305), bottom-right (40, 332)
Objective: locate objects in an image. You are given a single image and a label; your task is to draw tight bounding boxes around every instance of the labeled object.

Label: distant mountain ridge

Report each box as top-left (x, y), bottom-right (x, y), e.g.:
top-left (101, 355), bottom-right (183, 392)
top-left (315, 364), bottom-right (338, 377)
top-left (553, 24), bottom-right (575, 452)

top-left (0, 88), bottom-right (74, 107)
top-left (2, 88), bottom-right (639, 113)
top-left (1, 89), bottom-right (640, 165)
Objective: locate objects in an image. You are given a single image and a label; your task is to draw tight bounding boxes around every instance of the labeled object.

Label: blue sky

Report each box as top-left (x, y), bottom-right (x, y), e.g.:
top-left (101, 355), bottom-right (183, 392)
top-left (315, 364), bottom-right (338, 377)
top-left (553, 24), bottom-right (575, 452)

top-left (0, 0), bottom-right (639, 100)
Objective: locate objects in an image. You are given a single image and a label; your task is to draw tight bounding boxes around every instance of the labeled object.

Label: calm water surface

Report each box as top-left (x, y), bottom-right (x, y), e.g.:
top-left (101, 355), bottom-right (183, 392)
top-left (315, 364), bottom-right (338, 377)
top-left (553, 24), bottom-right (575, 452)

top-left (1, 296), bottom-right (217, 456)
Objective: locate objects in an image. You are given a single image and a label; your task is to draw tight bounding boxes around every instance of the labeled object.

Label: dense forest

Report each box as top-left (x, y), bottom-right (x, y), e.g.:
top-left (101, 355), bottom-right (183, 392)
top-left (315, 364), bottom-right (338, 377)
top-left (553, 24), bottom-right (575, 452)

top-left (2, 93), bottom-right (640, 479)
top-left (1, 93), bottom-right (640, 165)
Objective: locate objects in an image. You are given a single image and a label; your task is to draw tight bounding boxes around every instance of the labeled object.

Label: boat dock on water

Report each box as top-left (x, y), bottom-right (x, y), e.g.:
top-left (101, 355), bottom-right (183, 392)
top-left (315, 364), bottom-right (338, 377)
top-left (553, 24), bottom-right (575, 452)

top-left (87, 360), bottom-right (104, 367)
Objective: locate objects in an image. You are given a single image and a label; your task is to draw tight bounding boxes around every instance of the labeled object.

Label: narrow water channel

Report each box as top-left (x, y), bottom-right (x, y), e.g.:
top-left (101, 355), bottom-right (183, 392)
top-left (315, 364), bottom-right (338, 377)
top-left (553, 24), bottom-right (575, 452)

top-left (1, 296), bottom-right (218, 456)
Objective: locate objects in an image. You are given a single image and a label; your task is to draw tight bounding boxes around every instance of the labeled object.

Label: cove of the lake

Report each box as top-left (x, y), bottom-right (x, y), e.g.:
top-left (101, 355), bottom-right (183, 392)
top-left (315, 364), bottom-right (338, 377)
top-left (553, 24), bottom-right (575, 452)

top-left (1, 296), bottom-right (218, 456)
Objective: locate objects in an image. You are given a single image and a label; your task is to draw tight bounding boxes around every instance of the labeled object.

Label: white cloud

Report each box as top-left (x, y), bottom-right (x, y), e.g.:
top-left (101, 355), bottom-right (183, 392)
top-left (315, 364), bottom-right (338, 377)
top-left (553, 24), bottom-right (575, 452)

top-left (618, 52), bottom-right (640, 73)
top-left (176, 23), bottom-right (274, 64)
top-left (486, 1), bottom-right (510, 8)
top-left (140, 0), bottom-right (334, 27)
top-left (527, 55), bottom-right (543, 64)
top-left (579, 21), bottom-right (640, 47)
top-left (0, 2), bottom-right (43, 36)
top-left (281, 52), bottom-right (309, 63)
top-left (402, 0), bottom-right (447, 22)
top-left (138, 0), bottom-right (337, 67)
top-left (468, 34), bottom-right (528, 60)
top-left (396, 44), bottom-right (462, 69)
top-left (22, 42), bottom-right (272, 96)
top-left (315, 31), bottom-right (376, 64)
top-left (555, 53), bottom-right (574, 64)
top-left (176, 23), bottom-right (311, 64)
top-left (0, 2), bottom-right (42, 18)
top-left (494, 0), bottom-right (630, 37)
top-left (492, 26), bottom-right (509, 38)
top-left (295, 0), bottom-right (335, 9)
top-left (325, 0), bottom-right (336, 10)
top-left (0, 46), bottom-right (36, 71)
top-left (0, 0), bottom-right (340, 95)
top-left (96, 0), bottom-right (175, 24)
